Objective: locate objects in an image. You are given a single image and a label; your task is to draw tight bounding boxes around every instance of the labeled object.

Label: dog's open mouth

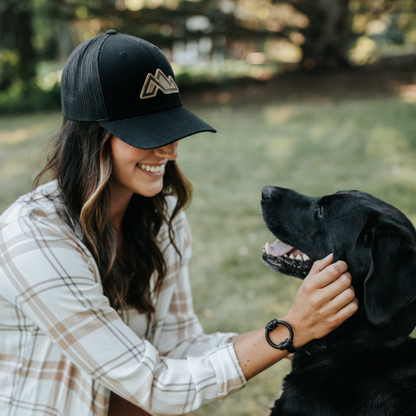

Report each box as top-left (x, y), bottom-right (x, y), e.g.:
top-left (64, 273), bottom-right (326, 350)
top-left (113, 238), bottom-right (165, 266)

top-left (262, 239), bottom-right (313, 278)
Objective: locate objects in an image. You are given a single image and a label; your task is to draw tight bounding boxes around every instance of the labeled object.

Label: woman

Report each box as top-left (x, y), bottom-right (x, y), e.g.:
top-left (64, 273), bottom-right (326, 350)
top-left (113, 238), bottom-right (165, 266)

top-left (0, 31), bottom-right (358, 416)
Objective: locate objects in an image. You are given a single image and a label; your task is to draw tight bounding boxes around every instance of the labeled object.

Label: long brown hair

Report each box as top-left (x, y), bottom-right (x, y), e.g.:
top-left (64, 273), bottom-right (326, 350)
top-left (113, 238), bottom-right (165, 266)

top-left (33, 118), bottom-right (192, 313)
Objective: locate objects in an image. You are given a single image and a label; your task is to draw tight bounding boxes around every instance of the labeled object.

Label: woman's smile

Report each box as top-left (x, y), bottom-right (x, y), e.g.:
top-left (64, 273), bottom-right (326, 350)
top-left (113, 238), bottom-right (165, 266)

top-left (136, 162), bottom-right (166, 176)
top-left (110, 136), bottom-right (179, 200)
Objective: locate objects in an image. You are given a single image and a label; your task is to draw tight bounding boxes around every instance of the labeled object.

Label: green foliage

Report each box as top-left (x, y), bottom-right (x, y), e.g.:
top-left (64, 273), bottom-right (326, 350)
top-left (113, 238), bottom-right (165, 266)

top-left (4, 0), bottom-right (416, 113)
top-left (0, 0), bottom-right (37, 87)
top-left (0, 81), bottom-right (61, 114)
top-left (0, 49), bottom-right (20, 91)
top-left (32, 0), bottom-right (60, 60)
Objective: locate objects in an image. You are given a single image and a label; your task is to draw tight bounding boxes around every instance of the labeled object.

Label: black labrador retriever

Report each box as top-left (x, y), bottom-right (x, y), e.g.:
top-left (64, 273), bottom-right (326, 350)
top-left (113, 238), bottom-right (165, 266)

top-left (261, 186), bottom-right (416, 416)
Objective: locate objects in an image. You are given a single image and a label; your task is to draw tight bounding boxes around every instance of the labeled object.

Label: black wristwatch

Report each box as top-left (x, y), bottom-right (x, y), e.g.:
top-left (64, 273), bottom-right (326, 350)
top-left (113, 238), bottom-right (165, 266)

top-left (265, 319), bottom-right (300, 353)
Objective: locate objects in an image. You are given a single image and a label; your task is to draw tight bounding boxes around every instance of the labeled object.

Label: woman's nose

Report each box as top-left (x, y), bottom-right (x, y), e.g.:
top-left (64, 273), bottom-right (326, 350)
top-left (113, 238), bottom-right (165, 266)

top-left (153, 141), bottom-right (179, 160)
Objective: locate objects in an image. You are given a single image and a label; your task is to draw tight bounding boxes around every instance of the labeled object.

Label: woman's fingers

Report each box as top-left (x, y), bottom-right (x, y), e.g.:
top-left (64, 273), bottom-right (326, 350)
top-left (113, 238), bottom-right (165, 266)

top-left (337, 295), bottom-right (359, 318)
top-left (329, 286), bottom-right (359, 319)
top-left (306, 256), bottom-right (349, 290)
top-left (302, 265), bottom-right (353, 310)
top-left (284, 254), bottom-right (358, 346)
top-left (305, 253), bottom-right (334, 280)
top-left (323, 295), bottom-right (359, 331)
top-left (311, 266), bottom-right (358, 329)
top-left (330, 282), bottom-right (356, 308)
top-left (322, 271), bottom-right (353, 301)
top-left (310, 262), bottom-right (357, 322)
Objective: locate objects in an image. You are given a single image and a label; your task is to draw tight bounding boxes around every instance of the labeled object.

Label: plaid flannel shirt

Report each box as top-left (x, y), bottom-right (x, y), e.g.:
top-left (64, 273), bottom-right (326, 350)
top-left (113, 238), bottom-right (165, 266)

top-left (0, 181), bottom-right (246, 416)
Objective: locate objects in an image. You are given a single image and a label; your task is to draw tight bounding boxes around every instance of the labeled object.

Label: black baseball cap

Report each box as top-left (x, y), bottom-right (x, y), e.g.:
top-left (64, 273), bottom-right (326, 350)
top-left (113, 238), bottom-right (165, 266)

top-left (61, 30), bottom-right (216, 149)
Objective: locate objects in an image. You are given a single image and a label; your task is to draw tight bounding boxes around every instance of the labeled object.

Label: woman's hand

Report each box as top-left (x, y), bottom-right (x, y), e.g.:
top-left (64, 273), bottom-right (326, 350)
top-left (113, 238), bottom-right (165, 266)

top-left (282, 253), bottom-right (358, 348)
top-left (233, 253), bottom-right (358, 380)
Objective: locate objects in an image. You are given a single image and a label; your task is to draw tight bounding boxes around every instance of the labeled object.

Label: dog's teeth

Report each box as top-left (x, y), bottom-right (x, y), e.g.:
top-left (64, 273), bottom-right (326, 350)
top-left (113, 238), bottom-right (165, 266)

top-left (296, 254), bottom-right (302, 260)
top-left (265, 242), bottom-right (270, 255)
top-left (303, 254), bottom-right (310, 260)
top-left (284, 254), bottom-right (288, 257)
top-left (289, 254), bottom-right (295, 259)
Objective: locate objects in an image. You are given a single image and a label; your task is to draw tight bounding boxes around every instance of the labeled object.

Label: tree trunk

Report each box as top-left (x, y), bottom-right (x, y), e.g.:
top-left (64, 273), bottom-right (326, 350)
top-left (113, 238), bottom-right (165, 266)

top-left (0, 0), bottom-right (37, 86)
top-left (295, 0), bottom-right (351, 71)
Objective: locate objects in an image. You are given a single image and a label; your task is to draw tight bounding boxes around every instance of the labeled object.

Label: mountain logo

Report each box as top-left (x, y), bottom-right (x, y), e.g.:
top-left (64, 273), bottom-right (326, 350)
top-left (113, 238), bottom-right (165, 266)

top-left (140, 69), bottom-right (179, 99)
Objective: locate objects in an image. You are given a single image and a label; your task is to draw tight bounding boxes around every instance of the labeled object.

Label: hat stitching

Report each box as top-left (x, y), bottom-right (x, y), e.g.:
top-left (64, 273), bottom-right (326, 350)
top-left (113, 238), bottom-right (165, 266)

top-left (97, 102), bottom-right (183, 122)
top-left (62, 34), bottom-right (109, 121)
top-left (94, 33), bottom-right (111, 121)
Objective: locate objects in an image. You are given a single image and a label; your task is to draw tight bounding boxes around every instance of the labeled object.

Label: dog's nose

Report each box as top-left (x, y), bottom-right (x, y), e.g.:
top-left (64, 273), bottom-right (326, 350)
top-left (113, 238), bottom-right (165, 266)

top-left (262, 186), bottom-right (274, 200)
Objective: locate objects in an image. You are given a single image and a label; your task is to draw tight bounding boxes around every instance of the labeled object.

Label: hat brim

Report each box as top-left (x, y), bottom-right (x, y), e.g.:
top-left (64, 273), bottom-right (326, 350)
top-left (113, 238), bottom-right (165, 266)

top-left (98, 105), bottom-right (216, 149)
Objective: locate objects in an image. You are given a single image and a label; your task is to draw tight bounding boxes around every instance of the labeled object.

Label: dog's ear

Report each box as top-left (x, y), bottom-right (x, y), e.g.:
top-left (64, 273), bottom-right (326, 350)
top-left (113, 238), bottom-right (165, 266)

top-left (364, 224), bottom-right (416, 326)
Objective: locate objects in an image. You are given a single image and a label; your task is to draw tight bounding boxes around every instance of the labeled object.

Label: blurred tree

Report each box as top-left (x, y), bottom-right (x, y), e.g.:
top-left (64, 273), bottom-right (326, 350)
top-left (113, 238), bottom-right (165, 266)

top-left (279, 0), bottom-right (351, 71)
top-left (3, 0), bottom-right (416, 96)
top-left (19, 0), bottom-right (416, 76)
top-left (33, 0), bottom-right (76, 62)
top-left (103, 0), bottom-right (405, 72)
top-left (0, 0), bottom-right (37, 90)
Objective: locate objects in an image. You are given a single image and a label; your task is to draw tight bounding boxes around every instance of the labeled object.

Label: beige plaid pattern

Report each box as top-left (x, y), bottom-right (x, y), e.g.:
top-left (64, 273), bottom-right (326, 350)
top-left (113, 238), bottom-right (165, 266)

top-left (0, 182), bottom-right (246, 416)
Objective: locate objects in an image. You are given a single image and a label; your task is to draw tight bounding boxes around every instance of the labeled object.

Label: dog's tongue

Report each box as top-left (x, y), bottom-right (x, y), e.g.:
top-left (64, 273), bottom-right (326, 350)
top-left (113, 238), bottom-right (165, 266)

top-left (264, 240), bottom-right (293, 256)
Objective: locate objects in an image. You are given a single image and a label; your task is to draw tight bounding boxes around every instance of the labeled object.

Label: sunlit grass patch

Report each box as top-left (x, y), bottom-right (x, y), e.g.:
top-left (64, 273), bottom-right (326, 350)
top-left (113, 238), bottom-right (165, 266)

top-left (0, 112), bottom-right (61, 212)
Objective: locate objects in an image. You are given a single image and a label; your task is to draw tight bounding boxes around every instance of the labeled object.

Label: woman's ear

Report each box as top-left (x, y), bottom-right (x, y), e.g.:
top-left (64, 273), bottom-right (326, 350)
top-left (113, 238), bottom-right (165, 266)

top-left (364, 225), bottom-right (416, 326)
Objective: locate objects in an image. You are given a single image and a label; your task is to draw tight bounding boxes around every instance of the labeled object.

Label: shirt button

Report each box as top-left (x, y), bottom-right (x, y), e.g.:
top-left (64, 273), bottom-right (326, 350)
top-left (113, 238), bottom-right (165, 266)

top-left (106, 30), bottom-right (117, 35)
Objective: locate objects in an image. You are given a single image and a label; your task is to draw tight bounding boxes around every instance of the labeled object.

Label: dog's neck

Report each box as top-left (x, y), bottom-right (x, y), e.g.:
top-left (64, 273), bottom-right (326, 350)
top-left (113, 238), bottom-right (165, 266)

top-left (299, 307), bottom-right (411, 356)
top-left (381, 336), bottom-right (409, 347)
top-left (300, 334), bottom-right (409, 356)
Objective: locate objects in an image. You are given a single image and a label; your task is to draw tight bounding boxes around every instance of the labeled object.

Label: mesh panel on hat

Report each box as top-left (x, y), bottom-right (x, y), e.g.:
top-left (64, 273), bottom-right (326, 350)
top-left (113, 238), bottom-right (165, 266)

top-left (61, 35), bottom-right (109, 121)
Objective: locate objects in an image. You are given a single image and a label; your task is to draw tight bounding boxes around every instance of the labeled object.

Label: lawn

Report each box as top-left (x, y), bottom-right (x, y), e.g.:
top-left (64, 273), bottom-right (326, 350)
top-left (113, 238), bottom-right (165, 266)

top-left (1, 96), bottom-right (416, 415)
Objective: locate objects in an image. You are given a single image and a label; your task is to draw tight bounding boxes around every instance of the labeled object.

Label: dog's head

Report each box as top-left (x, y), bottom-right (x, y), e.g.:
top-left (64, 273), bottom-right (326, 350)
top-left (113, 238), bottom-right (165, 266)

top-left (261, 186), bottom-right (416, 336)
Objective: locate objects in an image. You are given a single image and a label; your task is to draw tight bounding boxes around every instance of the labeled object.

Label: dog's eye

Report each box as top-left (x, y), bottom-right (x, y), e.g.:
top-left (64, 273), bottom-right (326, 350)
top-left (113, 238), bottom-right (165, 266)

top-left (318, 206), bottom-right (324, 218)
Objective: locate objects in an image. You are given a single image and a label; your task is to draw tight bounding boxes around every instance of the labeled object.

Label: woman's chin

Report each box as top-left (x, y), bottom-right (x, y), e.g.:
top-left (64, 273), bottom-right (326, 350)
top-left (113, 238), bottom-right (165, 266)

top-left (135, 183), bottom-right (164, 198)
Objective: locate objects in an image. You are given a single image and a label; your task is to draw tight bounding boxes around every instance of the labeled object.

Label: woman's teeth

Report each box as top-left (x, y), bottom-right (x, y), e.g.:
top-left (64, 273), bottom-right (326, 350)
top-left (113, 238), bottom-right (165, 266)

top-left (137, 163), bottom-right (164, 173)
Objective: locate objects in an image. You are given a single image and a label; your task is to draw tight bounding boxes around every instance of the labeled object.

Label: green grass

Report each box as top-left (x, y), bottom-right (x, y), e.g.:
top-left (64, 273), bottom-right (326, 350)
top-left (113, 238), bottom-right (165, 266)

top-left (0, 112), bottom-right (61, 211)
top-left (2, 98), bottom-right (416, 415)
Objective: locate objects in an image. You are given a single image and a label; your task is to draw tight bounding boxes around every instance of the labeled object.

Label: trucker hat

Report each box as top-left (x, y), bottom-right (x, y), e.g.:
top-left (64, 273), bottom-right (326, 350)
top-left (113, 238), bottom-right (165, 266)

top-left (61, 30), bottom-right (216, 149)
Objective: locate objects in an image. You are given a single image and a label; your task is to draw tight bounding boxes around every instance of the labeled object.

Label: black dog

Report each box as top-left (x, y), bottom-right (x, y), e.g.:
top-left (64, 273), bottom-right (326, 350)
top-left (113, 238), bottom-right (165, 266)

top-left (261, 186), bottom-right (416, 416)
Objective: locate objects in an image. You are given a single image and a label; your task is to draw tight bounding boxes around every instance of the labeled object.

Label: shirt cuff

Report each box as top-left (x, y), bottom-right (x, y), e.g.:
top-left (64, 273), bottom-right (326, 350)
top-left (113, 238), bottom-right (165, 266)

top-left (204, 343), bottom-right (247, 402)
